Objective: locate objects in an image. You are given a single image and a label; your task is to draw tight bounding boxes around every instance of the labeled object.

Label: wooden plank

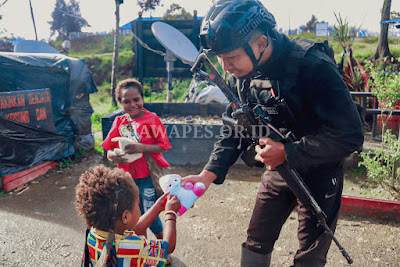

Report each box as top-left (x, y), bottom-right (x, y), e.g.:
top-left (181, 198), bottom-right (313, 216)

top-left (2, 161), bottom-right (57, 192)
top-left (2, 161), bottom-right (54, 184)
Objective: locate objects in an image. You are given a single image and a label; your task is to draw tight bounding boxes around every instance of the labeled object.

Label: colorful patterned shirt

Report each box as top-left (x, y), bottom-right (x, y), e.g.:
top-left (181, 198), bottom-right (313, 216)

top-left (87, 228), bottom-right (168, 267)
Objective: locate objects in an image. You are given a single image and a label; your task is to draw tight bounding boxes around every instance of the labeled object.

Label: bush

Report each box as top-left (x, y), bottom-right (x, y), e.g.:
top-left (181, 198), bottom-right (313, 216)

top-left (359, 62), bottom-right (400, 199)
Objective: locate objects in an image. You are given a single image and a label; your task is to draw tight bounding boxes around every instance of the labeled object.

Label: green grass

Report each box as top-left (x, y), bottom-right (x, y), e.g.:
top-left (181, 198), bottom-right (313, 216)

top-left (93, 136), bottom-right (104, 154)
top-left (293, 33), bottom-right (400, 62)
top-left (343, 165), bottom-right (395, 200)
top-left (90, 82), bottom-right (114, 114)
top-left (69, 35), bottom-right (133, 56)
top-left (89, 81), bottom-right (120, 154)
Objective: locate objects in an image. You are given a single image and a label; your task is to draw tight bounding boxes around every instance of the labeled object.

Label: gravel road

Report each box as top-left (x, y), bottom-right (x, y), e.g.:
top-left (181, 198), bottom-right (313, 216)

top-left (0, 151), bottom-right (399, 267)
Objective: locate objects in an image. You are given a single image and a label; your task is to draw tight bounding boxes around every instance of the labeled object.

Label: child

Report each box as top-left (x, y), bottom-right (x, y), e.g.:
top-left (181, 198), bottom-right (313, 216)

top-left (75, 165), bottom-right (181, 266)
top-left (101, 78), bottom-right (172, 240)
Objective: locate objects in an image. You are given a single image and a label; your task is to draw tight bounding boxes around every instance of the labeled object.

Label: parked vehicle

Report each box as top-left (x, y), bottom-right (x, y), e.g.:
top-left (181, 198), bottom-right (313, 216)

top-left (185, 73), bottom-right (228, 104)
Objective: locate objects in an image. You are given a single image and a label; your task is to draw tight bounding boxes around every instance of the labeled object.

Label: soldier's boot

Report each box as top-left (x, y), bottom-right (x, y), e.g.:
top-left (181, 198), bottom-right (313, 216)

top-left (241, 243), bottom-right (271, 267)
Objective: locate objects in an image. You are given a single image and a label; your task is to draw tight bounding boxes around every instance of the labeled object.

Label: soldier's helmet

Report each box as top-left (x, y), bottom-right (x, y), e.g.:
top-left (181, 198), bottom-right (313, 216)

top-left (199, 0), bottom-right (276, 56)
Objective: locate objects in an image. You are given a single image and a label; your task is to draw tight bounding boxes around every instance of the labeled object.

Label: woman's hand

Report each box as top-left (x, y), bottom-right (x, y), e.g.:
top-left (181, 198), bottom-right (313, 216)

top-left (107, 152), bottom-right (128, 165)
top-left (255, 137), bottom-right (286, 170)
top-left (124, 143), bottom-right (147, 154)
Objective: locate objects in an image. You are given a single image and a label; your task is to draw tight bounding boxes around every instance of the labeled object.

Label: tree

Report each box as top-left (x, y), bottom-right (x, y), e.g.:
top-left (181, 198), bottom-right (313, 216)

top-left (137, 0), bottom-right (162, 12)
top-left (303, 15), bottom-right (318, 33)
top-left (162, 3), bottom-right (192, 20)
top-left (373, 0), bottom-right (393, 59)
top-left (49, 0), bottom-right (89, 40)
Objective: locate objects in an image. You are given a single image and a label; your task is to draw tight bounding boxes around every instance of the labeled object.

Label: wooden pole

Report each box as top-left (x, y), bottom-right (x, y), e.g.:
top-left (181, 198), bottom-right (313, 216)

top-left (28, 0), bottom-right (38, 41)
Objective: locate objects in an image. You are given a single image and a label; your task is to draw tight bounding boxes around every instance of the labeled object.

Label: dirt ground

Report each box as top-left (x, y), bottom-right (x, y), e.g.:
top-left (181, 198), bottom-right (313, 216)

top-left (0, 150), bottom-right (399, 267)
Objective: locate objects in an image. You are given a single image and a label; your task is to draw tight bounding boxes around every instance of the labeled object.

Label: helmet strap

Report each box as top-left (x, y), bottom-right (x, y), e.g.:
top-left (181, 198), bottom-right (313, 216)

top-left (244, 44), bottom-right (258, 69)
top-left (245, 32), bottom-right (270, 70)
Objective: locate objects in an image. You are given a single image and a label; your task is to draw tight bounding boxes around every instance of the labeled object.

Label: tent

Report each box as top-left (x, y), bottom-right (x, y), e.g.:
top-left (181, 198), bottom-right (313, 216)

top-left (0, 52), bottom-right (97, 177)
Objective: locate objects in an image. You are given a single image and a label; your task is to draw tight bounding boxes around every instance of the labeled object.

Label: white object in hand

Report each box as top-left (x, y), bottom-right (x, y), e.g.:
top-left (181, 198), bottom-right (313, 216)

top-left (109, 137), bottom-right (142, 163)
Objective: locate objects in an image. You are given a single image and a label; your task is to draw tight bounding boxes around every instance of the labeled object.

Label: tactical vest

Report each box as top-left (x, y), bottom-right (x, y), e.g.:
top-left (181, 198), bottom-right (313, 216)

top-left (235, 38), bottom-right (337, 130)
top-left (226, 38), bottom-right (343, 167)
top-left (236, 37), bottom-right (363, 146)
top-left (232, 38), bottom-right (338, 102)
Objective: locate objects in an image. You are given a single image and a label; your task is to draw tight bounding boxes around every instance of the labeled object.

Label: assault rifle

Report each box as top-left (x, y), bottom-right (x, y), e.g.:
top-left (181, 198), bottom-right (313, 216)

top-left (190, 53), bottom-right (353, 264)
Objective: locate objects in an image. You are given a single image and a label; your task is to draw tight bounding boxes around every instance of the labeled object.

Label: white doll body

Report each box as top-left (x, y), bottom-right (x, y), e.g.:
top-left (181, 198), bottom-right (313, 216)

top-left (109, 137), bottom-right (142, 163)
top-left (159, 174), bottom-right (206, 215)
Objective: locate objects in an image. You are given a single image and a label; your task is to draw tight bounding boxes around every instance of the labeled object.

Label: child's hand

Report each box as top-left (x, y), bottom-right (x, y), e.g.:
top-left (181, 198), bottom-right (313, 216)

top-left (125, 143), bottom-right (146, 154)
top-left (107, 152), bottom-right (128, 165)
top-left (165, 195), bottom-right (181, 213)
top-left (155, 192), bottom-right (169, 210)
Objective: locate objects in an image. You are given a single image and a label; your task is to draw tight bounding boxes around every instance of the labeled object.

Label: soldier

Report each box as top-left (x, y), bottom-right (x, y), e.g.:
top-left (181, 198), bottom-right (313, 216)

top-left (183, 0), bottom-right (364, 266)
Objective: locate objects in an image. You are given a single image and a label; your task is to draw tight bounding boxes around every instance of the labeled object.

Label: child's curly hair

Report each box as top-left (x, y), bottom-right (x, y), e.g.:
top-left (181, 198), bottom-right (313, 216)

top-left (115, 78), bottom-right (144, 103)
top-left (75, 165), bottom-right (138, 231)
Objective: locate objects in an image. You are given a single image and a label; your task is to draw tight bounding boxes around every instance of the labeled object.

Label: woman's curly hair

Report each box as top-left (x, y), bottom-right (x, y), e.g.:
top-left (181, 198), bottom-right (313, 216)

top-left (115, 78), bottom-right (144, 103)
top-left (75, 165), bottom-right (138, 231)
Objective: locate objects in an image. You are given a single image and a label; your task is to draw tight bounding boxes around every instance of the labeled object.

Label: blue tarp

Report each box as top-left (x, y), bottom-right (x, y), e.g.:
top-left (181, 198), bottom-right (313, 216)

top-left (381, 18), bottom-right (400, 24)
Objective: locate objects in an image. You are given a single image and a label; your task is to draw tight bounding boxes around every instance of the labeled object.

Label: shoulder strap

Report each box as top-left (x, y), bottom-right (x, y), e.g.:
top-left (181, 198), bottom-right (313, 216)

top-left (290, 37), bottom-right (316, 59)
top-left (284, 37), bottom-right (336, 78)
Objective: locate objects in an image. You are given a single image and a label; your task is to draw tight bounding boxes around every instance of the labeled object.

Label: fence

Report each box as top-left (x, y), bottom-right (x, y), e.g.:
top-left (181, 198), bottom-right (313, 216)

top-left (351, 92), bottom-right (400, 139)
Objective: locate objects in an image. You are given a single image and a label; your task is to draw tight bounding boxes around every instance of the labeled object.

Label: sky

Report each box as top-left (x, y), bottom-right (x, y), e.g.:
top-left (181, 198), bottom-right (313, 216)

top-left (0, 0), bottom-right (400, 41)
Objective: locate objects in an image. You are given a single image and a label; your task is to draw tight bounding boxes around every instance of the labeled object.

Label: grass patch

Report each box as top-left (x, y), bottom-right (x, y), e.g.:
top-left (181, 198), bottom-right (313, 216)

top-left (343, 165), bottom-right (395, 200)
top-left (93, 136), bottom-right (104, 155)
top-left (57, 148), bottom-right (85, 168)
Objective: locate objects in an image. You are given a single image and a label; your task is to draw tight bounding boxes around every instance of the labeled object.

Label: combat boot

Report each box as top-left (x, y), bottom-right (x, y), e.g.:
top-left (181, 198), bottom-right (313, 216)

top-left (241, 243), bottom-right (271, 267)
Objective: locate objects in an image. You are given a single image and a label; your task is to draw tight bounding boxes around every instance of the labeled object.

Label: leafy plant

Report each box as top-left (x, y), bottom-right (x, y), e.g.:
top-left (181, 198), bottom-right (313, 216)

top-left (343, 65), bottom-right (365, 92)
top-left (360, 131), bottom-right (400, 199)
top-left (359, 62), bottom-right (400, 199)
top-left (74, 147), bottom-right (84, 163)
top-left (332, 13), bottom-right (358, 48)
top-left (58, 158), bottom-right (72, 168)
top-left (332, 13), bottom-right (366, 92)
